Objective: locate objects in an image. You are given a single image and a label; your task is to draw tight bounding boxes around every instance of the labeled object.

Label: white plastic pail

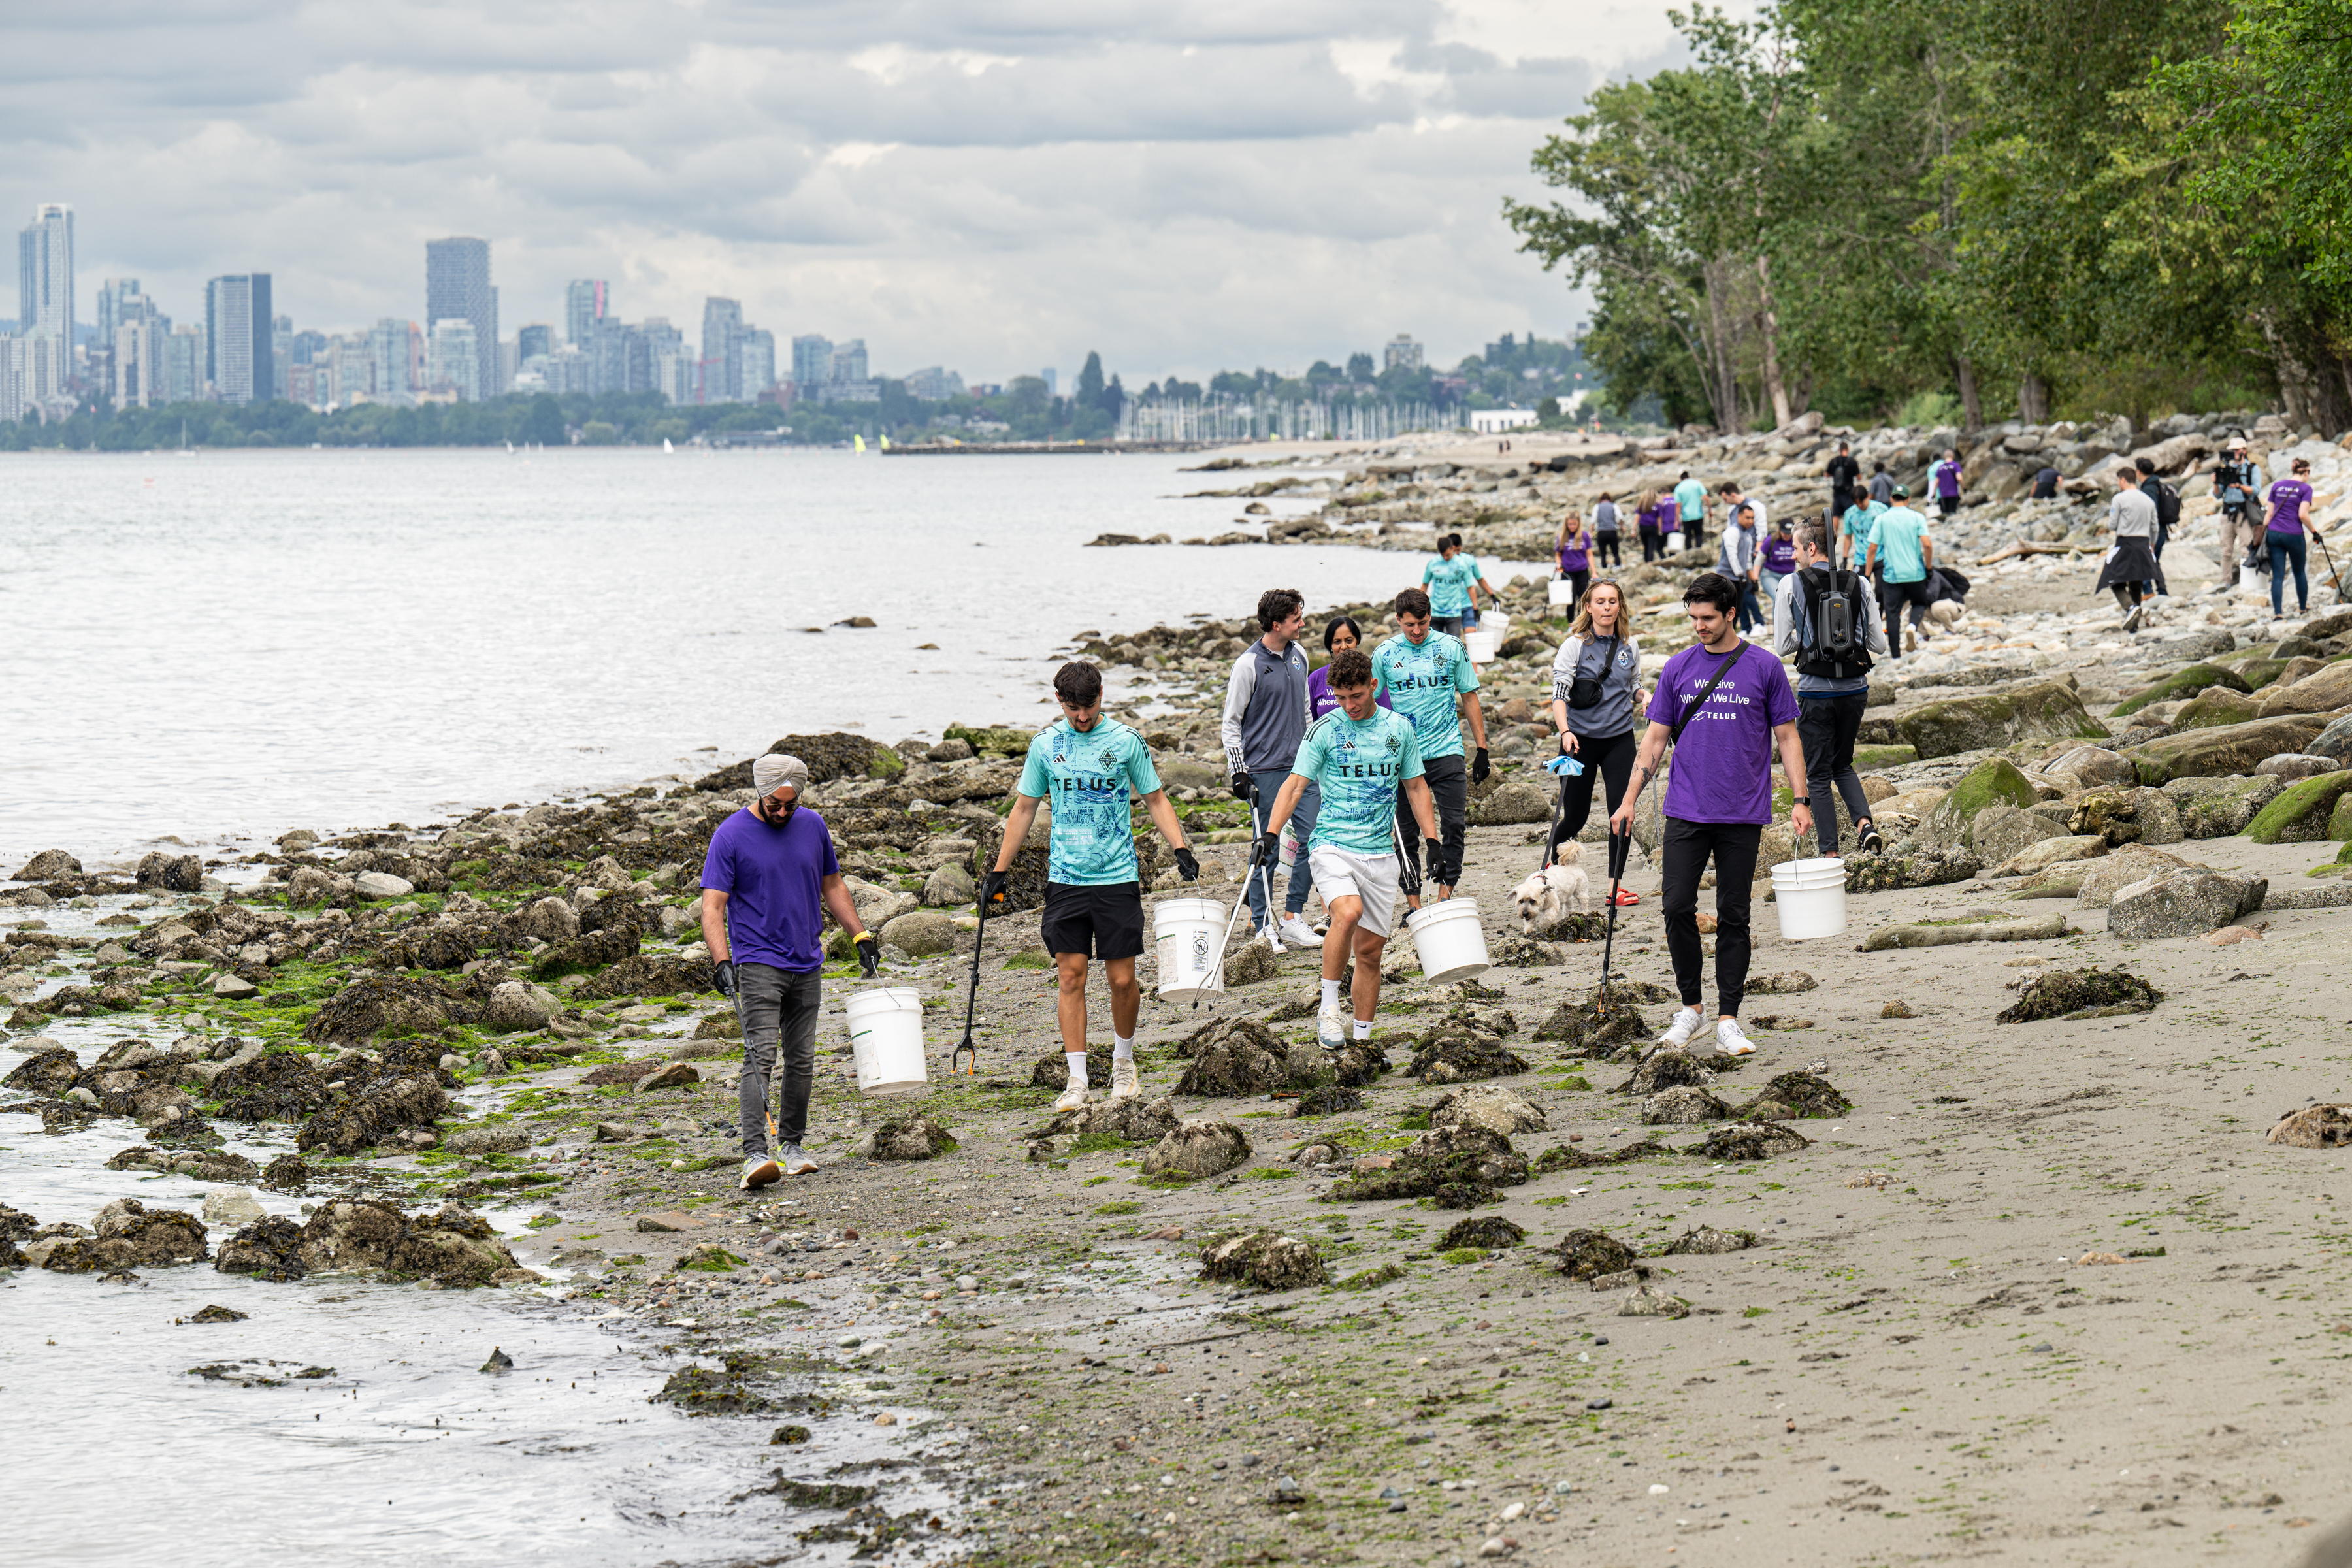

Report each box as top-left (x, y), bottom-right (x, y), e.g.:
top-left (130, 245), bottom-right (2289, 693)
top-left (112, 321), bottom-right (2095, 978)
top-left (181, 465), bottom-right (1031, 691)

top-left (843, 987), bottom-right (930, 1098)
top-left (1664, 531), bottom-right (1683, 553)
top-left (2240, 564), bottom-right (2262, 593)
top-left (1463, 629), bottom-right (1498, 663)
top-left (1406, 898), bottom-right (1492, 984)
top-left (1548, 577), bottom-right (1578, 608)
top-left (1154, 896), bottom-right (1228, 1000)
top-left (1770, 857), bottom-right (1849, 940)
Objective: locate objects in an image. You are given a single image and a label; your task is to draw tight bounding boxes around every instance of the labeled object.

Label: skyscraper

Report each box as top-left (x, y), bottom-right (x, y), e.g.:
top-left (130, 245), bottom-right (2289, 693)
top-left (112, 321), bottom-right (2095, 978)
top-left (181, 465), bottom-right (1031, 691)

top-left (742, 329), bottom-right (775, 400)
top-left (832, 339), bottom-right (868, 383)
top-left (204, 274), bottom-right (274, 404)
top-left (517, 323), bottom-right (553, 361)
top-left (700, 297), bottom-right (743, 403)
top-left (425, 237), bottom-right (497, 401)
top-left (428, 319), bottom-right (481, 402)
top-left (370, 318), bottom-right (412, 401)
top-left (564, 280), bottom-right (606, 348)
top-left (112, 289), bottom-right (165, 408)
top-left (791, 334), bottom-right (832, 391)
top-left (95, 278), bottom-right (140, 354)
top-left (18, 203), bottom-right (74, 391)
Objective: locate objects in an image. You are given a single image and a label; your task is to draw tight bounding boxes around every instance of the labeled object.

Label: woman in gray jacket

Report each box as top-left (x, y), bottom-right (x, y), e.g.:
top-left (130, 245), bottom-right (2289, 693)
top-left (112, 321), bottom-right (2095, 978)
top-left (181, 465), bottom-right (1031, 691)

top-left (1547, 579), bottom-right (1644, 904)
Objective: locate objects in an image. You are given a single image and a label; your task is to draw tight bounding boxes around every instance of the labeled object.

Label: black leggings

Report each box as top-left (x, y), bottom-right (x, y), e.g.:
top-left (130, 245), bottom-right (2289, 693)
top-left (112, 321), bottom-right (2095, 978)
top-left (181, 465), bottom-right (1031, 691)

top-left (1548, 729), bottom-right (1637, 861)
top-left (1593, 534), bottom-right (1622, 568)
top-left (1660, 817), bottom-right (1761, 1017)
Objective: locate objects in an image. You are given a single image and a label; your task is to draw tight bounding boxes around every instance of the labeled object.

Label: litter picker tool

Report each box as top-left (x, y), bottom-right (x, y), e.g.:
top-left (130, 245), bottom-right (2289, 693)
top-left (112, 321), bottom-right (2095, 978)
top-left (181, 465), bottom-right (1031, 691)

top-left (951, 887), bottom-right (995, 1076)
top-left (1200, 777), bottom-right (1278, 1010)
top-left (1597, 821), bottom-right (1632, 1009)
top-left (2312, 525), bottom-right (2348, 605)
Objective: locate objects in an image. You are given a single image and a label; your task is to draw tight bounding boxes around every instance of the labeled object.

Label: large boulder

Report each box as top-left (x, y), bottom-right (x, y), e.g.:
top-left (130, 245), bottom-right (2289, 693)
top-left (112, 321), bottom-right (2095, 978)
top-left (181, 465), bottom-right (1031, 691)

top-left (303, 975), bottom-right (473, 1042)
top-left (480, 981), bottom-right (561, 1033)
top-left (2246, 770), bottom-right (2352, 843)
top-left (2123, 715), bottom-right (2328, 784)
top-left (1469, 774), bottom-right (1552, 826)
top-left (1967, 804), bottom-right (2066, 866)
top-left (2106, 870), bottom-right (2266, 939)
top-left (2310, 715), bottom-right (2352, 766)
top-left (879, 910), bottom-right (958, 957)
top-left (2074, 845), bottom-right (2195, 908)
top-left (2256, 660), bottom-right (2352, 717)
top-left (297, 1198), bottom-right (517, 1285)
top-left (2042, 745), bottom-right (2138, 791)
top-left (921, 864), bottom-right (975, 907)
top-left (1142, 1120), bottom-right (1252, 1179)
top-left (2110, 663), bottom-right (2253, 717)
top-left (29, 1198), bottom-right (209, 1272)
top-left (295, 1074), bottom-right (451, 1155)
top-left (1917, 760), bottom-right (2039, 852)
top-left (1198, 1230), bottom-right (1326, 1290)
top-left (2172, 687), bottom-right (2263, 730)
top-left (12, 848), bottom-right (80, 880)
top-left (1428, 1085), bottom-right (1548, 1136)
top-left (1897, 681), bottom-right (2106, 759)
top-left (2161, 774), bottom-right (2285, 838)
top-left (508, 896), bottom-right (580, 943)
top-left (2067, 787), bottom-right (2183, 847)
top-left (1991, 834), bottom-right (2107, 877)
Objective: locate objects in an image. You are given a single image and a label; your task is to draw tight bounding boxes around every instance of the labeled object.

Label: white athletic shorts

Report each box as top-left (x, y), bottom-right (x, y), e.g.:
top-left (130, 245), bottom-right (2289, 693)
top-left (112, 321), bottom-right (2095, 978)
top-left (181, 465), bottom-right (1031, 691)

top-left (1308, 846), bottom-right (1401, 938)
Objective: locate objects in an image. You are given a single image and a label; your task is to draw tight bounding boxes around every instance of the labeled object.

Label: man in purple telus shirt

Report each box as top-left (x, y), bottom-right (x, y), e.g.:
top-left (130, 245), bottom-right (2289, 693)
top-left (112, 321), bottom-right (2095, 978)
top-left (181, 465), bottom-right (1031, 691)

top-left (702, 751), bottom-right (879, 1190)
top-left (1610, 572), bottom-right (1814, 1060)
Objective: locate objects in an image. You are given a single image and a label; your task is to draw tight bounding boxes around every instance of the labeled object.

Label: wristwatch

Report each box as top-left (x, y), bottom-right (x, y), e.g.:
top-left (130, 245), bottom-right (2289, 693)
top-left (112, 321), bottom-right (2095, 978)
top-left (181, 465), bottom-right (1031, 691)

top-left (1791, 796), bottom-right (1812, 805)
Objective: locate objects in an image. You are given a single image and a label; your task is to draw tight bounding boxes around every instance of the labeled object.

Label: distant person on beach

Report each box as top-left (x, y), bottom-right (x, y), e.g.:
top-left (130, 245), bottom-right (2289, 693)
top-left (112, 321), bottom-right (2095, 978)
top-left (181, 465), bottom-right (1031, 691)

top-left (1610, 571), bottom-right (1812, 1061)
top-left (1673, 470), bottom-right (1708, 551)
top-left (1929, 448), bottom-right (1963, 517)
top-left (1863, 485), bottom-right (1936, 653)
top-left (1555, 510), bottom-right (1592, 615)
top-left (1838, 490), bottom-right (1882, 572)
top-left (1826, 440), bottom-right (1861, 519)
top-left (2095, 464), bottom-right (2161, 629)
top-left (2214, 441), bottom-right (2265, 574)
top-left (2264, 456), bottom-right (2325, 619)
top-left (1756, 512), bottom-right (1798, 634)
top-left (989, 661), bottom-right (1199, 1111)
top-left (1548, 578), bottom-right (1644, 900)
top-left (1869, 460), bottom-right (1895, 507)
top-left (1254, 645), bottom-right (1441, 1053)
top-left (1374, 587), bottom-right (1486, 909)
top-left (1717, 500), bottom-right (1761, 632)
top-left (1422, 535), bottom-right (1482, 637)
top-left (705, 753), bottom-right (881, 1190)
top-left (2134, 456), bottom-right (2176, 600)
top-left (1307, 616), bottom-right (1393, 720)
top-left (1636, 489), bottom-right (1667, 563)
top-left (1776, 519), bottom-right (1889, 860)
top-left (1220, 588), bottom-right (1320, 951)
top-left (1590, 492), bottom-right (1623, 568)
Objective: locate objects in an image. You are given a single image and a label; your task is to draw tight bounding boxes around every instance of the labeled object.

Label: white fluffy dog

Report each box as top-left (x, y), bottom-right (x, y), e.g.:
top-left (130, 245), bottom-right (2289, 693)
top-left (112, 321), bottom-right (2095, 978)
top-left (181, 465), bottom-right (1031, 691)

top-left (1512, 842), bottom-right (1593, 934)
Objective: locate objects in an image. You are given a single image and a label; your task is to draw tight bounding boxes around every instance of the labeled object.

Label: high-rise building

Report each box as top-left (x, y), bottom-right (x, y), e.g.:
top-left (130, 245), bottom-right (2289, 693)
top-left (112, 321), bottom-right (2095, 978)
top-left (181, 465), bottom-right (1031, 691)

top-left (95, 278), bottom-right (140, 355)
top-left (791, 334), bottom-right (832, 391)
top-left (424, 237), bottom-right (496, 401)
top-left (1041, 368), bottom-right (1057, 397)
top-left (742, 328), bottom-right (775, 401)
top-left (272, 314), bottom-right (293, 403)
top-left (18, 203), bottom-right (74, 392)
top-left (112, 291), bottom-right (166, 407)
top-left (369, 318), bottom-right (412, 401)
top-left (564, 280), bottom-right (606, 348)
top-left (327, 331), bottom-right (373, 404)
top-left (832, 338), bottom-right (868, 383)
top-left (291, 328), bottom-right (327, 364)
top-left (1383, 333), bottom-right (1423, 372)
top-left (517, 323), bottom-right (553, 361)
top-left (699, 297), bottom-right (743, 404)
top-left (427, 319), bottom-right (481, 402)
top-left (204, 274), bottom-right (274, 404)
top-left (163, 325), bottom-right (206, 404)
top-left (905, 367), bottom-right (965, 401)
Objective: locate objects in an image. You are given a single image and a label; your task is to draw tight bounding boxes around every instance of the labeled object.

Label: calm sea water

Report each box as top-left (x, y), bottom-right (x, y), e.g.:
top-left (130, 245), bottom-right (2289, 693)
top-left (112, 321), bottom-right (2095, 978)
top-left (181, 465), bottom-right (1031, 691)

top-left (1, 447), bottom-right (1466, 868)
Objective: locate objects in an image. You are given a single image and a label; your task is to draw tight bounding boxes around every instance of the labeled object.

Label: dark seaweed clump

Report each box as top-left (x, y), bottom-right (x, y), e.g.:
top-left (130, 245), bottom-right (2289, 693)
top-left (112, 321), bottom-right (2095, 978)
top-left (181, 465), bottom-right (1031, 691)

top-left (1994, 967), bottom-right (2163, 1024)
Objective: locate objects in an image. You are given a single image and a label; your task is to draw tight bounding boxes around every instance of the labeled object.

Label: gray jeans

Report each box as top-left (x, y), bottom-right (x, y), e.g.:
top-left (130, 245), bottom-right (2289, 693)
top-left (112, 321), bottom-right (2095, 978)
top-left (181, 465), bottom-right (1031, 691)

top-left (736, 963), bottom-right (822, 1157)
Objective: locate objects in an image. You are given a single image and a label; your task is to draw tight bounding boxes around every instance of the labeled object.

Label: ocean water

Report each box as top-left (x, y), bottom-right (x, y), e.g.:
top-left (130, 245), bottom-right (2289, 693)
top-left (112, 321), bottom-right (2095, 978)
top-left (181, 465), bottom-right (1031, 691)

top-left (1, 447), bottom-right (1451, 867)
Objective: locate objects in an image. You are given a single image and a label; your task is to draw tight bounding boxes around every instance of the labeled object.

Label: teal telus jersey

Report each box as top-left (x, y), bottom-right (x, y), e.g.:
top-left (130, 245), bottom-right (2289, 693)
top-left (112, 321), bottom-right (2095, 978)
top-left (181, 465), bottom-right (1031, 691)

top-left (1371, 630), bottom-right (1480, 760)
top-left (1292, 706), bottom-right (1425, 856)
top-left (1016, 718), bottom-right (1162, 885)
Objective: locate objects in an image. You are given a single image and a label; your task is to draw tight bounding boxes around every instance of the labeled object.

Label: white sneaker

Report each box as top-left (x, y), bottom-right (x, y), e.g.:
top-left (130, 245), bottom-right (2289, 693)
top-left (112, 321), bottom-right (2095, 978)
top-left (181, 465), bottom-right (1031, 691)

top-left (1658, 1007), bottom-right (1703, 1049)
top-left (1258, 923), bottom-right (1285, 952)
top-left (1109, 1058), bottom-right (1141, 1100)
top-left (1053, 1079), bottom-right (1090, 1111)
top-left (1716, 1017), bottom-right (1757, 1056)
top-left (1315, 1000), bottom-right (1348, 1052)
top-left (777, 1145), bottom-right (817, 1177)
top-left (1279, 915), bottom-right (1322, 949)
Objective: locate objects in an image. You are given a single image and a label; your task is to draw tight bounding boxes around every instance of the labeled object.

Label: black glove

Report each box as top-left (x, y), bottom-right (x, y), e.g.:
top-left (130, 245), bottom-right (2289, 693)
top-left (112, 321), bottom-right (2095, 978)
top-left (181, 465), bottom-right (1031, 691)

top-left (1231, 769), bottom-right (1254, 800)
top-left (1173, 846), bottom-right (1200, 882)
top-left (980, 869), bottom-right (1009, 911)
top-left (855, 934), bottom-right (881, 979)
top-left (1250, 832), bottom-right (1280, 868)
top-left (1472, 747), bottom-right (1491, 784)
top-left (1425, 838), bottom-right (1447, 885)
top-left (713, 958), bottom-right (738, 1000)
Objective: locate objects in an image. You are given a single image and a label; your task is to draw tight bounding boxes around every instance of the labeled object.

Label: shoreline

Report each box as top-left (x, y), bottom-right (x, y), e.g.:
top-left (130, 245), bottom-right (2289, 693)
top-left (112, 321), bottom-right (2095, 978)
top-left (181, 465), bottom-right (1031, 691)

top-left (10, 431), bottom-right (2352, 1558)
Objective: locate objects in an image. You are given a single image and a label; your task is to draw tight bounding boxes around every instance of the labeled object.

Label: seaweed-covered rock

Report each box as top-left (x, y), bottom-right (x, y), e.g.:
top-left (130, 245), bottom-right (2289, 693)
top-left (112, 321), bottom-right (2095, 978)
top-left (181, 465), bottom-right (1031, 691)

top-left (526, 926), bottom-right (642, 981)
top-left (1173, 1023), bottom-right (1296, 1096)
top-left (302, 975), bottom-right (476, 1043)
top-left (2107, 870), bottom-right (2266, 939)
top-left (1663, 1224), bottom-right (1757, 1254)
top-left (1039, 1096), bottom-right (1181, 1143)
top-left (1744, 972), bottom-right (1817, 996)
top-left (105, 1145), bottom-right (260, 1182)
top-left (2269, 1105), bottom-right (2352, 1149)
top-left (1550, 1228), bottom-right (1636, 1281)
top-left (1326, 1128), bottom-right (1527, 1208)
top-left (3, 1043), bottom-right (80, 1096)
top-left (212, 1052), bottom-right (335, 1123)
top-left (1291, 1085), bottom-right (1362, 1117)
top-left (1532, 992), bottom-right (1653, 1058)
top-left (2124, 715), bottom-right (2328, 784)
top-left (2074, 845), bottom-right (2193, 907)
top-left (576, 955), bottom-right (710, 1000)
top-left (2067, 787), bottom-right (2183, 847)
top-left (655, 1354), bottom-right (776, 1415)
top-left (1612, 1048), bottom-right (1716, 1097)
top-left (506, 896), bottom-right (580, 943)
top-left (1198, 1230), bottom-right (1327, 1291)
top-left (1697, 1122), bottom-right (1810, 1159)
top-left (1490, 936), bottom-right (1562, 967)
top-left (868, 1116), bottom-right (959, 1161)
top-left (1327, 1039), bottom-right (1391, 1087)
top-left (1842, 848), bottom-right (1981, 892)
top-left (1142, 1120), bottom-right (1251, 1179)
top-left (214, 1215), bottom-right (309, 1281)
top-left (298, 1198), bottom-right (517, 1285)
top-left (1529, 1143), bottom-right (1596, 1174)
top-left (259, 1155), bottom-right (312, 1192)
top-left (1735, 1071), bottom-right (1850, 1121)
top-left (13, 848), bottom-right (80, 879)
top-left (1428, 1084), bottom-right (1547, 1136)
top-left (1995, 966), bottom-right (2163, 1022)
top-left (1899, 685), bottom-right (2104, 760)
top-left (376, 924), bottom-right (476, 972)
top-left (479, 980), bottom-right (561, 1034)
top-left (31, 1199), bottom-right (209, 1272)
top-left (1405, 1034), bottom-right (1529, 1085)
top-left (1438, 1216), bottom-right (1527, 1250)
top-left (1642, 1085), bottom-right (1731, 1124)
top-left (1916, 759), bottom-right (2040, 850)
top-left (2246, 770), bottom-right (2352, 844)
top-left (1031, 1045), bottom-right (1115, 1092)
top-left (297, 1074), bottom-right (450, 1155)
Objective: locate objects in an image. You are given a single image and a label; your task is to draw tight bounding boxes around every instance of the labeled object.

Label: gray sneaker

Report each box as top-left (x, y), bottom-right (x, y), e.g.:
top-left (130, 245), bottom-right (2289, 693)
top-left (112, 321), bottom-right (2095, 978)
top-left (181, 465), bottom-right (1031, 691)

top-left (778, 1145), bottom-right (817, 1176)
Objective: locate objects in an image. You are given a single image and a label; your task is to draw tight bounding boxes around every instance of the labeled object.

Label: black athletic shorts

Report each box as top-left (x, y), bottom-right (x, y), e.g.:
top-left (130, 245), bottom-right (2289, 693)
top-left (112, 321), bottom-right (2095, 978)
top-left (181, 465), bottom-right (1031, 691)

top-left (1041, 881), bottom-right (1146, 960)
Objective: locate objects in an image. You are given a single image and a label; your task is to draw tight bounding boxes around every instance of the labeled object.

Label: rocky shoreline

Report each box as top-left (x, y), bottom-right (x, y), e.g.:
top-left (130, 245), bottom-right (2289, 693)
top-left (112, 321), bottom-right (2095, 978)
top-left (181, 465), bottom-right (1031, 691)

top-left (10, 435), bottom-right (2352, 1559)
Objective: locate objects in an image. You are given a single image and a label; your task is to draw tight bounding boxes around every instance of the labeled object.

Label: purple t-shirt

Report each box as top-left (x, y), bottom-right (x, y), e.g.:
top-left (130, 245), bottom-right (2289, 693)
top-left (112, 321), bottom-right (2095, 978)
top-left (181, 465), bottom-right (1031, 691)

top-left (1761, 536), bottom-right (1797, 574)
top-left (1646, 641), bottom-right (1799, 824)
top-left (1558, 534), bottom-right (1590, 573)
top-left (701, 806), bottom-right (840, 972)
top-left (2268, 479), bottom-right (2313, 534)
top-left (1307, 664), bottom-right (1394, 721)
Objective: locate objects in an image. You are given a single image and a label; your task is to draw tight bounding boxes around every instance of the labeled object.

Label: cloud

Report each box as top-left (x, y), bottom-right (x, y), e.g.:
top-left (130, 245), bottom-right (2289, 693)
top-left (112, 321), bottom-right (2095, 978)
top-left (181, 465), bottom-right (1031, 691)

top-left (0, 0), bottom-right (1696, 380)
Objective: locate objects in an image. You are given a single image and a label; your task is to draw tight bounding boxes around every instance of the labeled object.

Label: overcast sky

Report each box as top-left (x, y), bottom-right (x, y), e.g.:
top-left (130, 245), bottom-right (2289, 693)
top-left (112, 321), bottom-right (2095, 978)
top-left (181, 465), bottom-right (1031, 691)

top-left (3, 1), bottom-right (1690, 384)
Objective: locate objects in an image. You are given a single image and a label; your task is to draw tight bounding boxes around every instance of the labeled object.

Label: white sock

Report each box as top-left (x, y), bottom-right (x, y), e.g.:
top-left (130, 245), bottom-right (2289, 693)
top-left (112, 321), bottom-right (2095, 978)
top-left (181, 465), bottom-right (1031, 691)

top-left (1065, 1051), bottom-right (1088, 1086)
top-left (1352, 1019), bottom-right (1372, 1041)
top-left (1113, 1034), bottom-right (1134, 1061)
top-left (1321, 979), bottom-right (1341, 1009)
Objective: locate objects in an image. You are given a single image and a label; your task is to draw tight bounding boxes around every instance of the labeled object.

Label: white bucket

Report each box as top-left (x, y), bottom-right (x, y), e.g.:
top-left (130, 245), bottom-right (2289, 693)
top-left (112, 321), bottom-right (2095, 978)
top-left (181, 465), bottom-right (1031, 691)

top-left (1664, 531), bottom-right (1683, 554)
top-left (1548, 577), bottom-right (1578, 608)
top-left (1770, 857), bottom-right (1849, 941)
top-left (1153, 896), bottom-right (1228, 1000)
top-left (843, 986), bottom-right (930, 1098)
top-left (1406, 897), bottom-right (1492, 985)
top-left (1463, 629), bottom-right (1498, 663)
top-left (2240, 564), bottom-right (2262, 593)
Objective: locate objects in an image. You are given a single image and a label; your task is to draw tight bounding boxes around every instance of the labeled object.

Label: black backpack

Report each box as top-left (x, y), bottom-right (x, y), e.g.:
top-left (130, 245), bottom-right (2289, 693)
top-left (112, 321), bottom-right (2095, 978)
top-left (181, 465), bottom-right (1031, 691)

top-left (2153, 480), bottom-right (2181, 532)
top-left (1795, 566), bottom-right (1873, 680)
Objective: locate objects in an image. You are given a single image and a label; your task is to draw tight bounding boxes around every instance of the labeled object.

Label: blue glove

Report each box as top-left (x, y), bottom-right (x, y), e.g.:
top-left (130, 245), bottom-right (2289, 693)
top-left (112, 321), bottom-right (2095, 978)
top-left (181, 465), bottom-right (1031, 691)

top-left (1544, 754), bottom-right (1586, 777)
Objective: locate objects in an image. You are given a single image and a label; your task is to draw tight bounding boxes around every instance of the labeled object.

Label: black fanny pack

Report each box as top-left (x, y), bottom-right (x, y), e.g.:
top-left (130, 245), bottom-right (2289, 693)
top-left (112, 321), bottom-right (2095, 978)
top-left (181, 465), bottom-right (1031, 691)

top-left (1567, 636), bottom-right (1618, 709)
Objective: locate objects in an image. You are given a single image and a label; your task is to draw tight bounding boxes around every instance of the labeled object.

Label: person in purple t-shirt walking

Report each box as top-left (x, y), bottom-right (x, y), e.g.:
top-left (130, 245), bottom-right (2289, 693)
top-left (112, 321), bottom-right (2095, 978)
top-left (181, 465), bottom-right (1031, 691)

top-left (702, 752), bottom-right (880, 1190)
top-left (2264, 456), bottom-right (2328, 619)
top-left (1609, 572), bottom-right (1813, 1059)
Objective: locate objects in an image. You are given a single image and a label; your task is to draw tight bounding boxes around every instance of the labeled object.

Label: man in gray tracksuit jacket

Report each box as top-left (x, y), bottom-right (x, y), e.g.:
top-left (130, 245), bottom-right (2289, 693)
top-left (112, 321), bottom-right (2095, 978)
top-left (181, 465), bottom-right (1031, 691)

top-left (1221, 587), bottom-right (1319, 948)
